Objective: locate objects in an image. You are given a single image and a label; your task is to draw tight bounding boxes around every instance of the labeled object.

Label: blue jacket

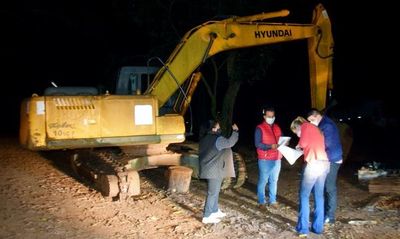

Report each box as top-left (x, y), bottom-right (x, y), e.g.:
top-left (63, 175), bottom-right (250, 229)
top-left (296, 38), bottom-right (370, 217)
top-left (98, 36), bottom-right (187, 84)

top-left (319, 116), bottom-right (343, 162)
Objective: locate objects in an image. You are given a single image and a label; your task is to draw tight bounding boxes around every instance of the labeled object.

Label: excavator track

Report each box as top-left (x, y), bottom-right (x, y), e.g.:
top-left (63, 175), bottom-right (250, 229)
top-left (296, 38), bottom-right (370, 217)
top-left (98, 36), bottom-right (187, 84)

top-left (69, 143), bottom-right (247, 201)
top-left (70, 148), bottom-right (142, 201)
top-left (221, 152), bottom-right (247, 190)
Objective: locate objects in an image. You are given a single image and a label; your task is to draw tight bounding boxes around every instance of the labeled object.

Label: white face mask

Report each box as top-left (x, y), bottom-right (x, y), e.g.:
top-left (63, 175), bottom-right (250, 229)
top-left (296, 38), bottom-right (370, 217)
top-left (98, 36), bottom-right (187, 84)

top-left (307, 116), bottom-right (320, 126)
top-left (265, 117), bottom-right (275, 125)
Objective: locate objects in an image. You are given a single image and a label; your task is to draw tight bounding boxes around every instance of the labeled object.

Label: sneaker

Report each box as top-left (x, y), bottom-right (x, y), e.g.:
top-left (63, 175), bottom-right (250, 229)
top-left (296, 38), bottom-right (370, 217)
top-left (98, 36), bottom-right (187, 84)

top-left (324, 218), bottom-right (335, 224)
top-left (298, 233), bottom-right (308, 238)
top-left (211, 209), bottom-right (226, 218)
top-left (202, 215), bottom-right (221, 224)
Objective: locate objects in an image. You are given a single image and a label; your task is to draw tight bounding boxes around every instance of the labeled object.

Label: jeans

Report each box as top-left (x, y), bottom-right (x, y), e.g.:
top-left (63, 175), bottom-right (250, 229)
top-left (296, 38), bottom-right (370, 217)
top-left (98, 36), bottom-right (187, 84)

top-left (296, 160), bottom-right (330, 235)
top-left (325, 162), bottom-right (341, 222)
top-left (257, 159), bottom-right (281, 204)
top-left (203, 178), bottom-right (223, 217)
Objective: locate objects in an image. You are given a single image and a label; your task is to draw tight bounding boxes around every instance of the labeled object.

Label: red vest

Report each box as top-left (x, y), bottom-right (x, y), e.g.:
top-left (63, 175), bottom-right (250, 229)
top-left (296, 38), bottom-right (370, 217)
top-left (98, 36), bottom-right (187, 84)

top-left (256, 122), bottom-right (282, 160)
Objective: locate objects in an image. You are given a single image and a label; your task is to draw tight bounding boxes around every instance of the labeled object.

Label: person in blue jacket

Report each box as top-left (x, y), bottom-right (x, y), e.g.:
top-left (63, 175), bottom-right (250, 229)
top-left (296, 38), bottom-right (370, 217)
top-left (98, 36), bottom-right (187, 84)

top-left (307, 108), bottom-right (343, 224)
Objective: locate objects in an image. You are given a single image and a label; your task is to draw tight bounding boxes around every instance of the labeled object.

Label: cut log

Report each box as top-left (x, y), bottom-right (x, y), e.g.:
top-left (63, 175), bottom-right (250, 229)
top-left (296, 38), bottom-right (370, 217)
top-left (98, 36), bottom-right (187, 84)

top-left (96, 174), bottom-right (119, 197)
top-left (166, 166), bottom-right (193, 193)
top-left (368, 177), bottom-right (400, 194)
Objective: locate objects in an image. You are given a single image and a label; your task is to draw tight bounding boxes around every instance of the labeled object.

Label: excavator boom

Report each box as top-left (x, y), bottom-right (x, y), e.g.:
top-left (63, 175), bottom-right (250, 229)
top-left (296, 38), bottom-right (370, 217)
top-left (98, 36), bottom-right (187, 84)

top-left (146, 4), bottom-right (333, 111)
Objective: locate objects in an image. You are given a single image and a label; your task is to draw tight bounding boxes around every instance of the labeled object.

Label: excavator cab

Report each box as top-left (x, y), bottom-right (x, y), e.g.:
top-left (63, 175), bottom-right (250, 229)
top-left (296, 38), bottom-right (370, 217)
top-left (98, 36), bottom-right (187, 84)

top-left (114, 66), bottom-right (191, 117)
top-left (115, 66), bottom-right (159, 95)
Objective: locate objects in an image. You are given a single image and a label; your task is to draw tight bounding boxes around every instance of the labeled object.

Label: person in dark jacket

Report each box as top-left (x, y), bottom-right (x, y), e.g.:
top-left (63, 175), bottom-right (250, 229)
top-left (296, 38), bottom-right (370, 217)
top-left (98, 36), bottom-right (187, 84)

top-left (307, 108), bottom-right (343, 224)
top-left (199, 120), bottom-right (239, 224)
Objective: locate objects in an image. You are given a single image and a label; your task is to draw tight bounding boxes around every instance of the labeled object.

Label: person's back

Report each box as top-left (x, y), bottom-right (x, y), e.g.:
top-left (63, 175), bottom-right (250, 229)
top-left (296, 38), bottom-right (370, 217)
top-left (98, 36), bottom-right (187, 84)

top-left (298, 122), bottom-right (328, 163)
top-left (318, 116), bottom-right (343, 162)
top-left (199, 132), bottom-right (221, 179)
top-left (198, 121), bottom-right (239, 224)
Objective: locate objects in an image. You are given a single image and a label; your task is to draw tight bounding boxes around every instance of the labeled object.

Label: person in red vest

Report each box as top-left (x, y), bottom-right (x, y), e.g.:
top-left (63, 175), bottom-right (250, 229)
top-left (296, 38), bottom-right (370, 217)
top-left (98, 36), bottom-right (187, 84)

top-left (254, 106), bottom-right (282, 208)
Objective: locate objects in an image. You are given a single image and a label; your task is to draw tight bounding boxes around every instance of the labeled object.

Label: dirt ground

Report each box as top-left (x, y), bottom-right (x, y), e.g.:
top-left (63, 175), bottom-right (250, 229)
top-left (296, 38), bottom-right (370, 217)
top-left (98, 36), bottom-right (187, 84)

top-left (1, 137), bottom-right (399, 239)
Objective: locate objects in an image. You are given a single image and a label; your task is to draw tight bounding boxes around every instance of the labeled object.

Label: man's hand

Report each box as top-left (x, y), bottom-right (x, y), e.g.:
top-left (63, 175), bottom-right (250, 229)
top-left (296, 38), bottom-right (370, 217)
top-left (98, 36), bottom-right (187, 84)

top-left (271, 144), bottom-right (278, 149)
top-left (232, 124), bottom-right (239, 132)
top-left (285, 139), bottom-right (290, 146)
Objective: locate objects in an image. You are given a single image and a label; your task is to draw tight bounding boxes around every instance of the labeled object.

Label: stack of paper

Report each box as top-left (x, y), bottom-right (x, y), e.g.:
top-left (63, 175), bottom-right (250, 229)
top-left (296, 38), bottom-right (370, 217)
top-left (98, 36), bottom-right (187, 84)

top-left (277, 136), bottom-right (303, 165)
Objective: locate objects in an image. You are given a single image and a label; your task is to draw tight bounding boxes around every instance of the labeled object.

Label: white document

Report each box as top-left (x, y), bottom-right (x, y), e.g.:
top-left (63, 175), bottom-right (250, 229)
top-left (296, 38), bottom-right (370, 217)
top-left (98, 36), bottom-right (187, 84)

top-left (278, 136), bottom-right (291, 147)
top-left (278, 145), bottom-right (303, 165)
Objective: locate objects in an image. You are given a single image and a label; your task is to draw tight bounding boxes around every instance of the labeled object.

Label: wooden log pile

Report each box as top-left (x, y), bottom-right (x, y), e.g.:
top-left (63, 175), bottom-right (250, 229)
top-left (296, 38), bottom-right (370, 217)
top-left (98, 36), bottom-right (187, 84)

top-left (368, 177), bottom-right (400, 194)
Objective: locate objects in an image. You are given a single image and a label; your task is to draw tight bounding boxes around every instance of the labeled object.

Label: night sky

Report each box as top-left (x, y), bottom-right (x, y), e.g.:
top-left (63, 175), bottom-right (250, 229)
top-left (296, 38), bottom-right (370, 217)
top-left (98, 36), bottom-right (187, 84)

top-left (1, 0), bottom-right (398, 144)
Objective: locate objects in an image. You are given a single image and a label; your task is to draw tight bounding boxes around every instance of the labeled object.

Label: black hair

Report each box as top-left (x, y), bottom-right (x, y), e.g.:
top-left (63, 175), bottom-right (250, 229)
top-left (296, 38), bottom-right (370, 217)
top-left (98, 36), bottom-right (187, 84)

top-left (210, 119), bottom-right (220, 129)
top-left (306, 108), bottom-right (322, 118)
top-left (199, 119), bottom-right (219, 139)
top-left (262, 106), bottom-right (275, 115)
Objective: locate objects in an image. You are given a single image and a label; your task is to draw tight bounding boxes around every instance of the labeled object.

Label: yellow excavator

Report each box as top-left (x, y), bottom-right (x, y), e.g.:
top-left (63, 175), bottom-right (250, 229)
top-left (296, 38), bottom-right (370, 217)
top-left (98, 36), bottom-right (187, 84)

top-left (19, 4), bottom-right (334, 199)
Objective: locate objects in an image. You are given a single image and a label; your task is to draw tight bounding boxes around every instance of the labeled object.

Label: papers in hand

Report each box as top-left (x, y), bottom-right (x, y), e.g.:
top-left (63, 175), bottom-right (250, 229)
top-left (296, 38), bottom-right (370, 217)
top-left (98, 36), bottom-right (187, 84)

top-left (278, 136), bottom-right (291, 147)
top-left (278, 143), bottom-right (303, 165)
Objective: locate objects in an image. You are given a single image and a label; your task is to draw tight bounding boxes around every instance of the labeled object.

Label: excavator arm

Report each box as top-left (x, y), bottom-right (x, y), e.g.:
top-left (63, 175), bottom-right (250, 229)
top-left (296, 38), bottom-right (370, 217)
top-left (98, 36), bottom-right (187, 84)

top-left (146, 4), bottom-right (333, 111)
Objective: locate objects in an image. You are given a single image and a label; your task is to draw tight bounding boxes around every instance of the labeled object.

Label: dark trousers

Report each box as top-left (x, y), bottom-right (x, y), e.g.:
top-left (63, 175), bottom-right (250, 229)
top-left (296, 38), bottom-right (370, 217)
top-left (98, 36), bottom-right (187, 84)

top-left (325, 162), bottom-right (341, 221)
